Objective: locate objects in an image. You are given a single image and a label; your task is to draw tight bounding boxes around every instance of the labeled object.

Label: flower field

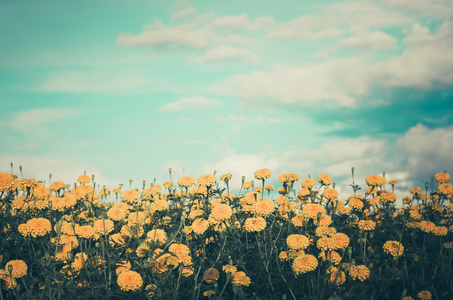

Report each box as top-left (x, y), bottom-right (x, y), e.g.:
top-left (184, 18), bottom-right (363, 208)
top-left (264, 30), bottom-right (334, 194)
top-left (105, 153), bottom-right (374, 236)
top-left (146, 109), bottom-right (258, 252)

top-left (0, 167), bottom-right (452, 300)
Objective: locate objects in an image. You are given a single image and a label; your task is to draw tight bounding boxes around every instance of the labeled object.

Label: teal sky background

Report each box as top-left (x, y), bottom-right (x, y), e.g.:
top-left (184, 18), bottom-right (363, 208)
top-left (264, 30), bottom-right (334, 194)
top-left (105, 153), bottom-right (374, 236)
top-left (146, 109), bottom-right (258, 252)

top-left (1, 0), bottom-right (453, 198)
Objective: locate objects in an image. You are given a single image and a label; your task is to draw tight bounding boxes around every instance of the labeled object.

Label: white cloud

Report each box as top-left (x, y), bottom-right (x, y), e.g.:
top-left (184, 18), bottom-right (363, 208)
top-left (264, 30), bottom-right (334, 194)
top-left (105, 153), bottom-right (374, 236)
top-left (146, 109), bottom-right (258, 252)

top-left (160, 96), bottom-right (223, 111)
top-left (210, 57), bottom-right (373, 107)
top-left (378, 21), bottom-right (453, 88)
top-left (192, 46), bottom-right (260, 64)
top-left (216, 113), bottom-right (285, 133)
top-left (338, 30), bottom-right (397, 50)
top-left (36, 71), bottom-right (153, 93)
top-left (381, 0), bottom-right (453, 19)
top-left (185, 139), bottom-right (206, 144)
top-left (172, 7), bottom-right (197, 21)
top-left (398, 123), bottom-right (453, 180)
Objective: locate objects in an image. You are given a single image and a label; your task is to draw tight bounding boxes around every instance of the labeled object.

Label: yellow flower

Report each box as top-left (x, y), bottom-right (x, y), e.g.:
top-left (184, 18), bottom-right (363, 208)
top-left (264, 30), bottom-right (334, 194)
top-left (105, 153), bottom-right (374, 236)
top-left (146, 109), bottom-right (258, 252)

top-left (383, 241), bottom-right (404, 259)
top-left (328, 267), bottom-right (346, 285)
top-left (318, 174), bottom-right (332, 185)
top-left (358, 220), bottom-right (376, 231)
top-left (253, 199), bottom-right (275, 217)
top-left (121, 189), bottom-right (140, 204)
top-left (302, 203), bottom-right (326, 220)
top-left (77, 175), bottom-right (91, 184)
top-left (26, 218), bottom-right (52, 238)
top-left (198, 174), bottom-right (216, 187)
top-left (203, 268), bottom-right (219, 283)
top-left (203, 290), bottom-right (215, 297)
top-left (420, 221), bottom-right (436, 233)
top-left (254, 168), bottom-right (272, 180)
top-left (292, 254), bottom-right (318, 274)
top-left (434, 172), bottom-right (450, 184)
top-left (146, 229), bottom-right (167, 245)
top-left (210, 204), bottom-right (233, 221)
top-left (177, 176), bottom-right (196, 188)
top-left (220, 173), bottom-right (232, 182)
top-left (366, 175), bottom-right (386, 187)
top-left (417, 290), bottom-right (432, 300)
top-left (222, 265), bottom-right (237, 274)
top-left (5, 260), bottom-right (27, 278)
top-left (192, 218), bottom-right (210, 235)
top-left (434, 226), bottom-right (448, 236)
top-left (244, 216), bottom-right (266, 232)
top-left (301, 178), bottom-right (316, 189)
top-left (349, 265), bottom-right (370, 281)
top-left (117, 270), bottom-right (143, 292)
top-left (286, 234), bottom-right (309, 251)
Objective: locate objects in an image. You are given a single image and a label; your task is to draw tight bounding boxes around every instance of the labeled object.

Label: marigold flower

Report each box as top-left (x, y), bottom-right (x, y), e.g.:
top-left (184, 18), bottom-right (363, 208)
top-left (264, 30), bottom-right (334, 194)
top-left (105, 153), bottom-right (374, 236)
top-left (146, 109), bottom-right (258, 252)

top-left (5, 260), bottom-right (27, 278)
top-left (146, 229), bottom-right (167, 245)
top-left (383, 240), bottom-right (404, 259)
top-left (198, 174), bottom-right (216, 187)
top-left (107, 206), bottom-right (128, 221)
top-left (177, 176), bottom-right (196, 188)
top-left (332, 233), bottom-right (350, 250)
top-left (169, 243), bottom-right (190, 256)
top-left (244, 216), bottom-right (266, 232)
top-left (348, 196), bottom-right (364, 210)
top-left (116, 260), bottom-right (131, 276)
top-left (26, 218), bottom-right (51, 238)
top-left (420, 220), bottom-right (436, 233)
top-left (253, 199), bottom-right (275, 217)
top-left (443, 242), bottom-right (453, 249)
top-left (192, 218), bottom-right (210, 235)
top-left (435, 172), bottom-right (450, 184)
top-left (358, 220), bottom-right (376, 231)
top-left (328, 267), bottom-right (346, 285)
top-left (203, 268), bottom-right (219, 283)
top-left (117, 270), bottom-right (143, 292)
top-left (410, 187), bottom-right (422, 194)
top-left (121, 189), bottom-right (140, 204)
top-left (291, 214), bottom-right (305, 227)
top-left (302, 203), bottom-right (326, 220)
top-left (210, 203), bottom-right (233, 221)
top-left (71, 253), bottom-right (87, 272)
top-left (366, 175), bottom-right (386, 187)
top-left (232, 274), bottom-right (251, 286)
top-left (318, 251), bottom-right (342, 265)
top-left (264, 184), bottom-right (274, 191)
top-left (222, 265), bottom-right (237, 274)
top-left (109, 233), bottom-right (127, 247)
top-left (349, 265), bottom-right (370, 281)
top-left (33, 184), bottom-right (51, 200)
top-left (142, 186), bottom-right (160, 197)
top-left (417, 290), bottom-right (432, 300)
top-left (317, 174), bottom-right (332, 185)
top-left (254, 168), bottom-right (272, 180)
top-left (0, 172), bottom-right (14, 192)
top-left (323, 188), bottom-right (338, 201)
top-left (292, 254), bottom-right (318, 274)
top-left (75, 225), bottom-right (95, 239)
top-left (93, 219), bottom-right (114, 235)
top-left (203, 290), bottom-right (215, 297)
top-left (242, 181), bottom-right (252, 189)
top-left (219, 173), bottom-right (232, 182)
top-left (0, 270), bottom-right (17, 289)
top-left (316, 226), bottom-right (337, 237)
top-left (301, 178), bottom-right (316, 189)
top-left (287, 234), bottom-right (309, 251)
top-left (433, 226), bottom-right (448, 236)
top-left (380, 192), bottom-right (397, 204)
top-left (77, 175), bottom-right (91, 184)
top-left (438, 183), bottom-right (453, 195)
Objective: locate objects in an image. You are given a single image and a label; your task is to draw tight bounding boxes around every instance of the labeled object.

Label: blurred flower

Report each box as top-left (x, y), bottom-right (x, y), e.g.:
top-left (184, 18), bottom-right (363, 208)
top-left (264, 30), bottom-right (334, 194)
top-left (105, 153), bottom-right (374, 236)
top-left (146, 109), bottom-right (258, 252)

top-left (203, 268), bottom-right (219, 283)
top-left (302, 203), bottom-right (326, 220)
top-left (244, 216), bottom-right (266, 232)
top-left (417, 290), bottom-right (432, 300)
top-left (5, 260), bottom-right (27, 278)
top-left (291, 214), bottom-right (305, 227)
top-left (380, 192), bottom-right (397, 204)
top-left (254, 168), bottom-right (272, 180)
top-left (264, 184), bottom-right (274, 191)
top-left (146, 229), bottom-right (167, 246)
top-left (318, 174), bottom-right (332, 185)
top-left (77, 175), bottom-right (91, 184)
top-left (433, 226), bottom-right (448, 236)
top-left (323, 188), bottom-right (338, 201)
top-left (117, 270), bottom-right (143, 292)
top-left (26, 218), bottom-right (51, 238)
top-left (192, 218), bottom-right (209, 235)
top-left (177, 176), bottom-right (196, 188)
top-left (358, 220), bottom-right (376, 231)
top-left (328, 267), bottom-right (346, 285)
top-left (0, 172), bottom-right (14, 192)
top-left (420, 221), bottom-right (436, 233)
top-left (210, 204), bottom-right (233, 221)
top-left (366, 175), bottom-right (386, 187)
top-left (348, 196), bottom-right (364, 210)
top-left (242, 181), bottom-right (252, 189)
top-left (222, 265), bottom-right (237, 274)
top-left (121, 189), bottom-right (140, 204)
top-left (301, 178), bottom-right (316, 189)
top-left (435, 172), bottom-right (450, 184)
top-left (198, 174), bottom-right (216, 187)
top-left (50, 181), bottom-right (66, 192)
top-left (253, 199), bottom-right (274, 217)
top-left (220, 173), bottom-right (232, 182)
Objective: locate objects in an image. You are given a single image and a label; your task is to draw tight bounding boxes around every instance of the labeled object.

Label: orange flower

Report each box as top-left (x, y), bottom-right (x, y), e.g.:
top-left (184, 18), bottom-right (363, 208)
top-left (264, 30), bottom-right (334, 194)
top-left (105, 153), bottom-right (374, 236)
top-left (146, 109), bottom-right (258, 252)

top-left (292, 254), bottom-right (318, 274)
top-left (169, 243), bottom-right (190, 256)
top-left (146, 229), bottom-right (167, 245)
top-left (203, 268), bottom-right (219, 283)
top-left (220, 173), bottom-right (232, 182)
top-left (177, 176), bottom-right (196, 188)
top-left (244, 216), bottom-right (266, 232)
top-left (93, 219), bottom-right (114, 235)
top-left (143, 186), bottom-right (160, 197)
top-left (242, 181), bottom-right (252, 189)
top-left (438, 183), bottom-right (453, 195)
top-left (210, 204), bottom-right (233, 221)
top-left (109, 233), bottom-right (127, 247)
top-left (434, 226), bottom-right (448, 236)
top-left (435, 172), bottom-right (450, 184)
top-left (383, 240), bottom-right (404, 259)
top-left (358, 220), bottom-right (376, 231)
top-left (302, 203), bottom-right (326, 220)
top-left (77, 175), bottom-right (91, 184)
top-left (222, 265), bottom-right (237, 274)
top-left (198, 174), bottom-right (216, 187)
top-left (117, 270), bottom-right (143, 292)
top-left (107, 206), bottom-right (128, 221)
top-left (301, 178), bottom-right (316, 189)
top-left (291, 214), bottom-right (305, 227)
top-left (286, 234), bottom-right (309, 250)
top-left (5, 260), bottom-right (27, 278)
top-left (328, 267), bottom-right (346, 285)
top-left (192, 218), bottom-right (209, 235)
top-left (420, 220), bottom-right (436, 233)
top-left (253, 199), bottom-right (275, 217)
top-left (318, 174), bottom-right (332, 185)
top-left (380, 192), bottom-right (397, 204)
top-left (0, 269), bottom-right (17, 289)
top-left (0, 172), bottom-right (14, 192)
top-left (264, 184), bottom-right (274, 191)
top-left (50, 181), bottom-right (66, 192)
top-left (366, 175), bottom-right (386, 187)
top-left (121, 189), bottom-right (140, 204)
top-left (75, 225), bottom-right (95, 239)
top-left (254, 168), bottom-right (272, 180)
top-left (298, 188), bottom-right (310, 197)
top-left (231, 273), bottom-right (251, 287)
top-left (316, 226), bottom-right (337, 237)
top-left (417, 290), bottom-right (432, 300)
top-left (71, 253), bottom-right (87, 272)
top-left (323, 188), bottom-right (338, 201)
top-left (349, 265), bottom-right (370, 281)
top-left (332, 233), bottom-right (350, 250)
top-left (348, 196), bottom-right (364, 210)
top-left (26, 218), bottom-right (51, 238)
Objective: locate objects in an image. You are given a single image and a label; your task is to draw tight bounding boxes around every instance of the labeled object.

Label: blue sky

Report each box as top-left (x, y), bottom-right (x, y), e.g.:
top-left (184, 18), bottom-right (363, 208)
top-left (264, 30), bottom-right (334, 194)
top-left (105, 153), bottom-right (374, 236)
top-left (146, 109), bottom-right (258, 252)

top-left (1, 0), bottom-right (453, 198)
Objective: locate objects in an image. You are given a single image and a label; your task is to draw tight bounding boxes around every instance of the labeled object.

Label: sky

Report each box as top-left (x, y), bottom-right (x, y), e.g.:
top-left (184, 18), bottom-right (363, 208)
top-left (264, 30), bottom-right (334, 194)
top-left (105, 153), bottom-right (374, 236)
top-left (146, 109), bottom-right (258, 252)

top-left (1, 0), bottom-right (453, 199)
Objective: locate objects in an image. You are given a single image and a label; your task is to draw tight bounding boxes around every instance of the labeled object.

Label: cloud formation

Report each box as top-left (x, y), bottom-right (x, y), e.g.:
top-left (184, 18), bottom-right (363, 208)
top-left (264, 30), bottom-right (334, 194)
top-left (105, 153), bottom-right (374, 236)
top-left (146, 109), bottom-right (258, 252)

top-left (159, 96), bottom-right (223, 111)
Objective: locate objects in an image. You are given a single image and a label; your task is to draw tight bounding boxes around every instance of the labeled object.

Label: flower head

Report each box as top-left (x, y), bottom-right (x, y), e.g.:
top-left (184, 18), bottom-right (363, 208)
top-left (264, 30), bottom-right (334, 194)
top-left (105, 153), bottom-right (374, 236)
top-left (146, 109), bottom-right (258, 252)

top-left (5, 260), bottom-right (27, 278)
top-left (254, 168), bottom-right (272, 180)
top-left (117, 270), bottom-right (143, 292)
top-left (292, 254), bottom-right (318, 274)
top-left (286, 234), bottom-right (309, 251)
top-left (26, 218), bottom-right (51, 238)
top-left (383, 240), bottom-right (404, 259)
top-left (198, 174), bottom-right (216, 187)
